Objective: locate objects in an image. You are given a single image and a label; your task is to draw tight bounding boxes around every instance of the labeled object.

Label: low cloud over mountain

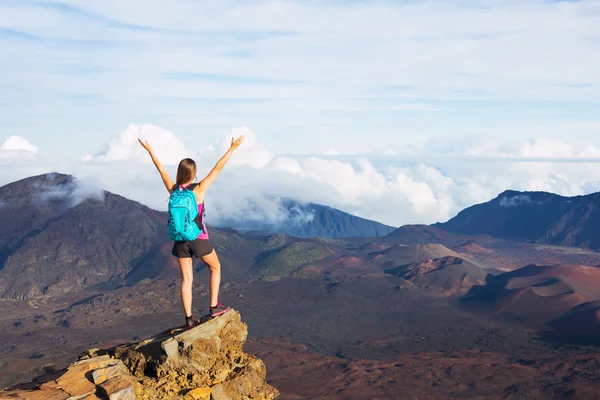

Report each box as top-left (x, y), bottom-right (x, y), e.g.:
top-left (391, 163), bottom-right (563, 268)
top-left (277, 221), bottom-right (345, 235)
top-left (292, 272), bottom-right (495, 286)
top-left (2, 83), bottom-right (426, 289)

top-left (3, 126), bottom-right (600, 230)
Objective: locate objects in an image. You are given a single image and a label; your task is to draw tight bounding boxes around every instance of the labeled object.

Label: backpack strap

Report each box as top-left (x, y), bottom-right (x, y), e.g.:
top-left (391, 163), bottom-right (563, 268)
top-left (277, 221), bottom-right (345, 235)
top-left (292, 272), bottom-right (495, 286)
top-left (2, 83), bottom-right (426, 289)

top-left (175, 183), bottom-right (198, 191)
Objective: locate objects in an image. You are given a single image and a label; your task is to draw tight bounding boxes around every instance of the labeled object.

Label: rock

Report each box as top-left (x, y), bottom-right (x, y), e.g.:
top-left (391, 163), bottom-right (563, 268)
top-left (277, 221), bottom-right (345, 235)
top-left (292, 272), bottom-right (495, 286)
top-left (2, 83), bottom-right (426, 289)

top-left (39, 380), bottom-right (60, 391)
top-left (92, 361), bottom-right (129, 385)
top-left (186, 387), bottom-right (212, 400)
top-left (114, 348), bottom-right (146, 378)
top-left (111, 310), bottom-right (279, 399)
top-left (79, 348), bottom-right (101, 360)
top-left (158, 311), bottom-right (248, 388)
top-left (3, 309), bottom-right (278, 400)
top-left (210, 358), bottom-right (279, 400)
top-left (55, 365), bottom-right (96, 398)
top-left (161, 338), bottom-right (179, 359)
top-left (97, 375), bottom-right (135, 400)
top-left (54, 356), bottom-right (121, 398)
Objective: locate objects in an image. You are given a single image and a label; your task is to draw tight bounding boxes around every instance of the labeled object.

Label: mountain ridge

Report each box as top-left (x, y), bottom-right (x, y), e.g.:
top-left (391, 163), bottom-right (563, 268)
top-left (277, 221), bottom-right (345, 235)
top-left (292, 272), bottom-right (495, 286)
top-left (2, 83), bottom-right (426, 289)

top-left (0, 173), bottom-right (395, 300)
top-left (217, 199), bottom-right (396, 238)
top-left (1, 310), bottom-right (279, 399)
top-left (0, 173), bottom-right (170, 299)
top-left (434, 189), bottom-right (600, 250)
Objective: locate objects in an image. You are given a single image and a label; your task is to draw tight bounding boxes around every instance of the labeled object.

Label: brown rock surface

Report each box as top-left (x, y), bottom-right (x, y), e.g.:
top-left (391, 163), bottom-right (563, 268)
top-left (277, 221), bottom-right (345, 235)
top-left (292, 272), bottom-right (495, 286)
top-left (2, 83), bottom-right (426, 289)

top-left (1, 310), bottom-right (278, 400)
top-left (210, 359), bottom-right (278, 400)
top-left (111, 310), bottom-right (279, 399)
top-left (92, 362), bottom-right (130, 385)
top-left (186, 387), bottom-right (212, 400)
top-left (98, 375), bottom-right (135, 400)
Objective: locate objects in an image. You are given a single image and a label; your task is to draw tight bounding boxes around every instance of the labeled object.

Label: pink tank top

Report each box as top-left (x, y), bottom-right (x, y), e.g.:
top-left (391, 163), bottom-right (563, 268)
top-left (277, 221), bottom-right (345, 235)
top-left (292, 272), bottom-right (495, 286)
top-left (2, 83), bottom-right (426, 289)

top-left (197, 202), bottom-right (209, 240)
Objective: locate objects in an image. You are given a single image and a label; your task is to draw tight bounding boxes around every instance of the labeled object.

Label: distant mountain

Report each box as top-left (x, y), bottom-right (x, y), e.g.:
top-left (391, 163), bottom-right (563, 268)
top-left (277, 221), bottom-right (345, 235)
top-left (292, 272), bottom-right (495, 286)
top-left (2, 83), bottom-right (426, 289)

top-left (0, 174), bottom-right (348, 299)
top-left (385, 224), bottom-right (461, 243)
top-left (0, 173), bottom-right (171, 299)
top-left (218, 200), bottom-right (396, 238)
top-left (434, 190), bottom-right (600, 250)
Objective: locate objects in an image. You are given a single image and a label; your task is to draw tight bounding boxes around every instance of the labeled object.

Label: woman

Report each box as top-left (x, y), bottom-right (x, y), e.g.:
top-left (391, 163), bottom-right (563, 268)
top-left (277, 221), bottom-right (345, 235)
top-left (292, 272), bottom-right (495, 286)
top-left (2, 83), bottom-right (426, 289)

top-left (138, 135), bottom-right (244, 328)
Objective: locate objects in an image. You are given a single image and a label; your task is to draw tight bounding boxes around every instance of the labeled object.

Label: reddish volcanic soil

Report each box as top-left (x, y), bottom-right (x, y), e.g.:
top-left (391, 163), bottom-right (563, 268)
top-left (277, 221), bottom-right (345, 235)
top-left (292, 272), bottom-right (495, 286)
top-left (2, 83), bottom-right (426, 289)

top-left (247, 339), bottom-right (600, 400)
top-left (5, 220), bottom-right (600, 399)
top-left (452, 241), bottom-right (495, 255)
top-left (455, 240), bottom-right (600, 272)
top-left (547, 301), bottom-right (600, 337)
top-left (463, 264), bottom-right (600, 328)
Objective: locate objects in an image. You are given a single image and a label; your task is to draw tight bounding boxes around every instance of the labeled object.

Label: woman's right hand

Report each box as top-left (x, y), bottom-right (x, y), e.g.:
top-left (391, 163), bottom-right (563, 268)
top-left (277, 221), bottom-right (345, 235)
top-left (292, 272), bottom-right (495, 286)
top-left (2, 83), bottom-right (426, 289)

top-left (138, 138), bottom-right (153, 154)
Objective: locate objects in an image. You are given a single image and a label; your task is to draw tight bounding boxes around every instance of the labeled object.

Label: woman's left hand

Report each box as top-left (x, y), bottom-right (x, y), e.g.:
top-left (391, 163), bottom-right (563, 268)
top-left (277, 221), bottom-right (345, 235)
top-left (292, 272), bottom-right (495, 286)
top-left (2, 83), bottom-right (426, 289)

top-left (231, 136), bottom-right (245, 149)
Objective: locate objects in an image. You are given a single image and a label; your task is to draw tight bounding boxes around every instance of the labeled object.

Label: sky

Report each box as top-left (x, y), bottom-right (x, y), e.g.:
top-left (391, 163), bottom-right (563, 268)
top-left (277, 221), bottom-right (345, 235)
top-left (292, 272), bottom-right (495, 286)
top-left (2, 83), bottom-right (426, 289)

top-left (1, 0), bottom-right (600, 228)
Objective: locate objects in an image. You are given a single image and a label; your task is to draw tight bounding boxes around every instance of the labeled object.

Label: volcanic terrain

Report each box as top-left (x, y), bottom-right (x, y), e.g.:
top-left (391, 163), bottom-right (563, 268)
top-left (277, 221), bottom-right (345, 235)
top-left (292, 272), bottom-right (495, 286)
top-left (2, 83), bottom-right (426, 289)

top-left (4, 174), bottom-right (600, 399)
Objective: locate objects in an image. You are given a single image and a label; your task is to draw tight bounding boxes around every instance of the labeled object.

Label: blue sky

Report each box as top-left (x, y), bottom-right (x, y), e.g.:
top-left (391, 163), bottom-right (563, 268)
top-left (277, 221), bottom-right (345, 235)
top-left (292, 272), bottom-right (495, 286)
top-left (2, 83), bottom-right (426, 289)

top-left (1, 0), bottom-right (599, 157)
top-left (2, 1), bottom-right (600, 226)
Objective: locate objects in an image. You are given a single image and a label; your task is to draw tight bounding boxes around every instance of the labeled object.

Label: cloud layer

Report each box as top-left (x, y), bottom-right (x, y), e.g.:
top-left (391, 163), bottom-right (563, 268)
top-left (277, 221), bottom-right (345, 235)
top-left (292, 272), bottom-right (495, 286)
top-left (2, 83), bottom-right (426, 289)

top-left (3, 126), bottom-right (600, 228)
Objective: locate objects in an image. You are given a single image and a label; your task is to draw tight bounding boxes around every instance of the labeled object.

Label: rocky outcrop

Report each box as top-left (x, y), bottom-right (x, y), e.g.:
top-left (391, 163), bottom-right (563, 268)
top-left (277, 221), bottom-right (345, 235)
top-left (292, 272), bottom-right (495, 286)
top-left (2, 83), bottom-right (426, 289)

top-left (0, 310), bottom-right (278, 400)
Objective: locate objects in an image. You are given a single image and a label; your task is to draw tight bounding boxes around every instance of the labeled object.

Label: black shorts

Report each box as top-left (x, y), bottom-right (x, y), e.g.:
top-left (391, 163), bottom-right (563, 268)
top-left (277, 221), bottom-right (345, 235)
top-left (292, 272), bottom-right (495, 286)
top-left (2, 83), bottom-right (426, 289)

top-left (172, 239), bottom-right (214, 258)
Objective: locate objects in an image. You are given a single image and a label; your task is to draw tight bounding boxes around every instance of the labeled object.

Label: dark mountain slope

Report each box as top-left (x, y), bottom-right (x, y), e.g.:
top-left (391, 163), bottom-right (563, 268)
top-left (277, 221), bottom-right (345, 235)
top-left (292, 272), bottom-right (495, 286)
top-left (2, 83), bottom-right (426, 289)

top-left (0, 174), bottom-right (350, 299)
top-left (218, 199), bottom-right (395, 238)
top-left (0, 173), bottom-right (169, 299)
top-left (434, 190), bottom-right (600, 249)
top-left (386, 224), bottom-right (462, 244)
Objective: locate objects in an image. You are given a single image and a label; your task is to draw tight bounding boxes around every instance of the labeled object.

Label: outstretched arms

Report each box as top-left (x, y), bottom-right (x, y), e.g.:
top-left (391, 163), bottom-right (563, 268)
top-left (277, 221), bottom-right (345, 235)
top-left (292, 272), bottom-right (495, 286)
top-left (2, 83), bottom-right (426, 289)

top-left (138, 139), bottom-right (175, 193)
top-left (197, 136), bottom-right (245, 193)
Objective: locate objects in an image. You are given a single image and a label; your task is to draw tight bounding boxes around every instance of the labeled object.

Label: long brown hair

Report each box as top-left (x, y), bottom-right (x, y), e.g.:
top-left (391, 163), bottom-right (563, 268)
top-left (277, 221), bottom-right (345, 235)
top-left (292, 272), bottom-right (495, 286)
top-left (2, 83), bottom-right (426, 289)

top-left (174, 158), bottom-right (197, 189)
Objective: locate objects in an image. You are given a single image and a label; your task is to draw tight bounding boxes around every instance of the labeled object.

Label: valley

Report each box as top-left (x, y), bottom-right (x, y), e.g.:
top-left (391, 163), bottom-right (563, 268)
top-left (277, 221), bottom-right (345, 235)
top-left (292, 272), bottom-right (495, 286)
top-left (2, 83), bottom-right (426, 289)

top-left (4, 174), bottom-right (600, 399)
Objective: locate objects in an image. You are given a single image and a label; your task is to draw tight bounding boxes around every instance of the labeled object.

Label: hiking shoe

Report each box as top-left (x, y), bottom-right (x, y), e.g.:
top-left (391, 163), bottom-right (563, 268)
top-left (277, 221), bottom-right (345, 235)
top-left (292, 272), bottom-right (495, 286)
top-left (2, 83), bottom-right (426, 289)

top-left (210, 303), bottom-right (231, 317)
top-left (185, 316), bottom-right (201, 329)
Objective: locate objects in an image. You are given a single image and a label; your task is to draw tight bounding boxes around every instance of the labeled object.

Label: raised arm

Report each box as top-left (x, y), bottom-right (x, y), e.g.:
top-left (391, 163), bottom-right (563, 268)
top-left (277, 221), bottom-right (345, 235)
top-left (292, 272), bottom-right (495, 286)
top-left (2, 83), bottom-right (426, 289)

top-left (197, 136), bottom-right (244, 193)
top-left (138, 139), bottom-right (175, 193)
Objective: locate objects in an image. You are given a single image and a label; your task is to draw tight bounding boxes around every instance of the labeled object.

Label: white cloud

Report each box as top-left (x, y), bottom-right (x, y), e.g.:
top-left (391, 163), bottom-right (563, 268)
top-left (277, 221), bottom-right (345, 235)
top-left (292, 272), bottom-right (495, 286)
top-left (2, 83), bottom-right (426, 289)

top-left (35, 175), bottom-right (105, 208)
top-left (82, 124), bottom-right (189, 165)
top-left (215, 126), bottom-right (274, 169)
top-left (323, 149), bottom-right (340, 156)
top-left (377, 144), bottom-right (421, 156)
top-left (268, 156), bottom-right (303, 175)
top-left (383, 136), bottom-right (600, 160)
top-left (499, 195), bottom-right (539, 207)
top-left (500, 138), bottom-right (600, 159)
top-left (0, 136), bottom-right (38, 157)
top-left (4, 125), bottom-right (600, 228)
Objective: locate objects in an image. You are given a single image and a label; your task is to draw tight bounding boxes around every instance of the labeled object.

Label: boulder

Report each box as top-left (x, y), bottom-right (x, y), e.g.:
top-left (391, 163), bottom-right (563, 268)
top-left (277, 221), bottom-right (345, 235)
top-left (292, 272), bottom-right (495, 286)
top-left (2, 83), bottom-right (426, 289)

top-left (111, 310), bottom-right (278, 399)
top-left (1, 310), bottom-right (278, 400)
top-left (97, 375), bottom-right (135, 400)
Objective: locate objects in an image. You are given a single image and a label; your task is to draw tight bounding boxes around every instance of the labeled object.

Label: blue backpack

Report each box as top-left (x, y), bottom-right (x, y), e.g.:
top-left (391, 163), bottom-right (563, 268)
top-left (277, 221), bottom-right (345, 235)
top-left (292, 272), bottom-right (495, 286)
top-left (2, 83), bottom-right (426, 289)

top-left (168, 184), bottom-right (203, 241)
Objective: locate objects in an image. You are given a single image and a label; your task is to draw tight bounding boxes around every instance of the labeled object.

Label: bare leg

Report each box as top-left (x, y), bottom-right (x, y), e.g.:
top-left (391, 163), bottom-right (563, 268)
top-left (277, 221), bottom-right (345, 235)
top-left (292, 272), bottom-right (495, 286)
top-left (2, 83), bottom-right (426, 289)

top-left (201, 250), bottom-right (221, 307)
top-left (177, 257), bottom-right (194, 317)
